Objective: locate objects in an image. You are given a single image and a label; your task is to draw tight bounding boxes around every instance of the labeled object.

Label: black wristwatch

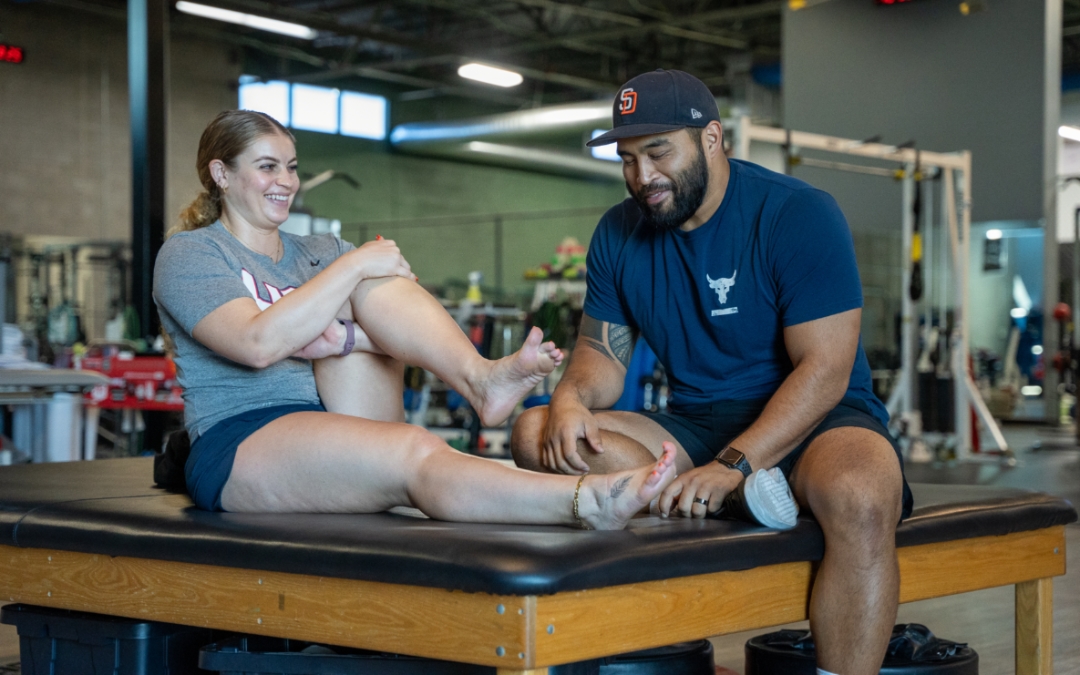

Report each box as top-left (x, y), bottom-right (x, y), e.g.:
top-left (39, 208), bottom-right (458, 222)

top-left (715, 446), bottom-right (752, 478)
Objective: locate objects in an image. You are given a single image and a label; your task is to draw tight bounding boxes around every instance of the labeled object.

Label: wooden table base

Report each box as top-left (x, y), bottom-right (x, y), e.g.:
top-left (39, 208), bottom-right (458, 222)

top-left (0, 525), bottom-right (1066, 674)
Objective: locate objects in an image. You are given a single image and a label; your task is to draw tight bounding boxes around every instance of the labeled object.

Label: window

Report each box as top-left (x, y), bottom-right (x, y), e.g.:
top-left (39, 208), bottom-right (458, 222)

top-left (291, 84), bottom-right (340, 134)
top-left (238, 76), bottom-right (388, 140)
top-left (238, 78), bottom-right (290, 127)
top-left (340, 91), bottom-right (387, 140)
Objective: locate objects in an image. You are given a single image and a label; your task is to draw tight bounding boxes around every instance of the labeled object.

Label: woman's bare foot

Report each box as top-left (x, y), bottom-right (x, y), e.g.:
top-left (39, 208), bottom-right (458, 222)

top-left (578, 443), bottom-right (678, 530)
top-left (473, 326), bottom-right (563, 426)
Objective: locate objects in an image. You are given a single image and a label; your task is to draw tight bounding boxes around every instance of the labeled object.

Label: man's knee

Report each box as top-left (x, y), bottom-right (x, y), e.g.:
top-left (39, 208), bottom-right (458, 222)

top-left (510, 405), bottom-right (547, 471)
top-left (799, 438), bottom-right (903, 544)
top-left (815, 467), bottom-right (902, 543)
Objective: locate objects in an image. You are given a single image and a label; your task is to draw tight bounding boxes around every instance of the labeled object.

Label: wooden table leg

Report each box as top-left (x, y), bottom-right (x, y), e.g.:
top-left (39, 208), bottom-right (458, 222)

top-left (1015, 577), bottom-right (1053, 675)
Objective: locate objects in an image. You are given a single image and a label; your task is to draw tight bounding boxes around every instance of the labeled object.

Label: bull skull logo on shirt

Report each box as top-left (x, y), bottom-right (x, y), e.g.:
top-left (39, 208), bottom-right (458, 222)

top-left (706, 271), bottom-right (737, 304)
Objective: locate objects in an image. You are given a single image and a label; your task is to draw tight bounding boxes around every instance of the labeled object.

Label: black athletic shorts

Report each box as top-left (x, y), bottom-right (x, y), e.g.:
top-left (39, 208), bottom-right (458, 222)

top-left (639, 395), bottom-right (914, 520)
top-left (186, 402), bottom-right (325, 512)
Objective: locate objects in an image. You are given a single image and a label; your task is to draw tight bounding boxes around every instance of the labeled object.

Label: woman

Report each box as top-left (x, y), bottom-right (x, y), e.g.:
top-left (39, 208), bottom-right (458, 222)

top-left (153, 110), bottom-right (676, 529)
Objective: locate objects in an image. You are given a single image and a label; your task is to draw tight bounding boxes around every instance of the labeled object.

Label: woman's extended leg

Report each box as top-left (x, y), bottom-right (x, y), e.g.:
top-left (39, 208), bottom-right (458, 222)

top-left (222, 412), bottom-right (676, 529)
top-left (344, 277), bottom-right (562, 426)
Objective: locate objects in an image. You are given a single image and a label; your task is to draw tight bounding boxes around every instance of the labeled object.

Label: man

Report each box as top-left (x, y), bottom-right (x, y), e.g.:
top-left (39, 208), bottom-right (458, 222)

top-left (511, 70), bottom-right (913, 675)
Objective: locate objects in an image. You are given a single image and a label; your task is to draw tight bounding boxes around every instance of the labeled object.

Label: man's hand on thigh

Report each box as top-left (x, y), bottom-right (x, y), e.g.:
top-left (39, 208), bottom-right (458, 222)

top-left (512, 407), bottom-right (695, 476)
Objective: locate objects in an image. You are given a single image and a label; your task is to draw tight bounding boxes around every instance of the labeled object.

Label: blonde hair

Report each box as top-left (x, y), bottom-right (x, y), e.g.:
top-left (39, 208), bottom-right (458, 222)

top-left (171, 110), bottom-right (295, 237)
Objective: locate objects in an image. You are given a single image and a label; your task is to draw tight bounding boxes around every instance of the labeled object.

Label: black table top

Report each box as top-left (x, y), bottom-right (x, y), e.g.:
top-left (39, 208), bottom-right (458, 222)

top-left (0, 458), bottom-right (1074, 595)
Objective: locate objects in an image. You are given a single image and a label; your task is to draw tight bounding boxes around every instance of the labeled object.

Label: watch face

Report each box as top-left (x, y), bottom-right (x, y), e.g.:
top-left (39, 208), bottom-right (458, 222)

top-left (719, 447), bottom-right (745, 465)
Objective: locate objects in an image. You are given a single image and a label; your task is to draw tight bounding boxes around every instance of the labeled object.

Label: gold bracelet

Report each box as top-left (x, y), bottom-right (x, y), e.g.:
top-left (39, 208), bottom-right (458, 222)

top-left (573, 474), bottom-right (592, 530)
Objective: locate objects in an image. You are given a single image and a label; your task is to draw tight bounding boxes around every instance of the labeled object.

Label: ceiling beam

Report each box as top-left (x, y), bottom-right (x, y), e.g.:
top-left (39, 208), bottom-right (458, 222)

top-left (177, 0), bottom-right (625, 93)
top-left (200, 0), bottom-right (450, 54)
top-left (394, 0), bottom-right (627, 58)
top-left (494, 1), bottom-right (781, 55)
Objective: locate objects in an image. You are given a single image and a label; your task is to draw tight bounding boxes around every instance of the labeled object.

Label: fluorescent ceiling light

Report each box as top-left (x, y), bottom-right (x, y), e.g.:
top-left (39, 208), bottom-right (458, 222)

top-left (985, 228), bottom-right (1003, 240)
top-left (458, 63), bottom-right (523, 88)
top-left (1020, 385), bottom-right (1043, 397)
top-left (176, 1), bottom-right (317, 39)
top-left (1059, 125), bottom-right (1080, 142)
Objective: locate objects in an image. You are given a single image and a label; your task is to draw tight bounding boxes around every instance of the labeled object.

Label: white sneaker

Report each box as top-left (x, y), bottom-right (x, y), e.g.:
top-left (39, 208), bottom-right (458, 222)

top-left (742, 467), bottom-right (800, 529)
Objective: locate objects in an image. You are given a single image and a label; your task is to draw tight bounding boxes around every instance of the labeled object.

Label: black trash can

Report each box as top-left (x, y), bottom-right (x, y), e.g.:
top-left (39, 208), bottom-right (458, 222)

top-left (553, 640), bottom-right (714, 675)
top-left (199, 635), bottom-right (494, 674)
top-left (745, 624), bottom-right (978, 675)
top-left (200, 636), bottom-right (713, 675)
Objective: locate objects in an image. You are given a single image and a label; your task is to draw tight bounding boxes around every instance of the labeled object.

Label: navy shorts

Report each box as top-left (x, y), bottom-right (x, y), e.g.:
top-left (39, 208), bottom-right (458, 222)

top-left (640, 396), bottom-right (913, 520)
top-left (185, 402), bottom-right (325, 512)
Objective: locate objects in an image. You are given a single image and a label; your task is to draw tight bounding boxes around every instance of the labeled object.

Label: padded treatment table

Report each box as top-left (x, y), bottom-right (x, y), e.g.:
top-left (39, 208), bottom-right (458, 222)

top-left (0, 458), bottom-right (1074, 675)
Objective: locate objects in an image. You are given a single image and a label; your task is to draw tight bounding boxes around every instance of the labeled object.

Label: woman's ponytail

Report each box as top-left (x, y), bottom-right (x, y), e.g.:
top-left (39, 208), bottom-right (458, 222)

top-left (171, 187), bottom-right (222, 236)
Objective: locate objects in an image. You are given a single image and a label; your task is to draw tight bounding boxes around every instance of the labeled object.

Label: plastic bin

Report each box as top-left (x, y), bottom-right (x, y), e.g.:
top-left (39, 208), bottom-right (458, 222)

top-left (553, 640), bottom-right (715, 675)
top-left (0, 603), bottom-right (214, 675)
top-left (200, 636), bottom-right (714, 675)
top-left (199, 635), bottom-right (495, 674)
top-left (745, 624), bottom-right (978, 675)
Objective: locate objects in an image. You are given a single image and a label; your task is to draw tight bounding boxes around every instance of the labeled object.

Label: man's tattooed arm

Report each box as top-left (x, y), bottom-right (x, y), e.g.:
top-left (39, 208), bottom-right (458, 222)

top-left (577, 314), bottom-right (637, 368)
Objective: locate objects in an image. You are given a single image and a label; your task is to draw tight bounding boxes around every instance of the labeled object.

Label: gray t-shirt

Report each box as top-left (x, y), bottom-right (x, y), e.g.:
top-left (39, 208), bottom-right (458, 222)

top-left (153, 221), bottom-right (355, 438)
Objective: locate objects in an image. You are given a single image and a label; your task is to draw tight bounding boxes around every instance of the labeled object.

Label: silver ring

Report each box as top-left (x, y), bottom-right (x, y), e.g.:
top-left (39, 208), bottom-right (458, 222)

top-left (693, 497), bottom-right (709, 507)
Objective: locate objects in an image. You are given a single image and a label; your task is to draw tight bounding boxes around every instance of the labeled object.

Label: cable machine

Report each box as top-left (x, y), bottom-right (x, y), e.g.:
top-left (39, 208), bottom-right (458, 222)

top-left (732, 118), bottom-right (1007, 461)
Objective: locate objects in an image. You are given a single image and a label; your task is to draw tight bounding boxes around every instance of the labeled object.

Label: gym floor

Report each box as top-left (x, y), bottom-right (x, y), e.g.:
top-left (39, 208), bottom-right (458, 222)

top-left (0, 423), bottom-right (1076, 673)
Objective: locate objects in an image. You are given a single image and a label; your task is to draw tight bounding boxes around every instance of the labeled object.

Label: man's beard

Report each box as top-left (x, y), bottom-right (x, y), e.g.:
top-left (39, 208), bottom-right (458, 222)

top-left (628, 145), bottom-right (709, 232)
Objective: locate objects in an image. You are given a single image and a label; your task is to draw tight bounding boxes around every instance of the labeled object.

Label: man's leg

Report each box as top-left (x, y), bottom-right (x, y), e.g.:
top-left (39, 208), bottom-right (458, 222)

top-left (511, 406), bottom-right (696, 475)
top-left (789, 426), bottom-right (904, 675)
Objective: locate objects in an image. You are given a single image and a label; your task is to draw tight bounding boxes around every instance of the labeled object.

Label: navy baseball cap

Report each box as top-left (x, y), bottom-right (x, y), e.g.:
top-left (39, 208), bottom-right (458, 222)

top-left (586, 69), bottom-right (720, 147)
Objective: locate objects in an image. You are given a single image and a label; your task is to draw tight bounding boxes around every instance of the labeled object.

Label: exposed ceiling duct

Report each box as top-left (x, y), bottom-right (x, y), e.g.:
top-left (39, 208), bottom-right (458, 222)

top-left (388, 101), bottom-right (624, 181)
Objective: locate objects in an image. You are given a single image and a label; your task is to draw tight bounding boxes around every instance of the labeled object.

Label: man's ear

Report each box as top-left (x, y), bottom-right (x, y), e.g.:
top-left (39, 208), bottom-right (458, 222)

top-left (702, 121), bottom-right (724, 160)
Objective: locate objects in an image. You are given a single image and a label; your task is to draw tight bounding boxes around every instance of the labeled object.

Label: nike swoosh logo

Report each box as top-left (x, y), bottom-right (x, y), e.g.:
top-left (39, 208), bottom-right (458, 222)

top-left (310, 259), bottom-right (320, 266)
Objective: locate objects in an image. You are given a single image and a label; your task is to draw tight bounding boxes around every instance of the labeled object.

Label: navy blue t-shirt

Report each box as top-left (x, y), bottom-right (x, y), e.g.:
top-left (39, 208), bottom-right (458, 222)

top-left (583, 158), bottom-right (887, 426)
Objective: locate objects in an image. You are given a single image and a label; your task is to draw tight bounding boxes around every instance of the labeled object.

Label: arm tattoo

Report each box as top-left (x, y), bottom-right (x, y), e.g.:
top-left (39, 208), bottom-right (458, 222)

top-left (577, 315), bottom-right (636, 368)
top-left (608, 325), bottom-right (634, 366)
top-left (609, 476), bottom-right (632, 499)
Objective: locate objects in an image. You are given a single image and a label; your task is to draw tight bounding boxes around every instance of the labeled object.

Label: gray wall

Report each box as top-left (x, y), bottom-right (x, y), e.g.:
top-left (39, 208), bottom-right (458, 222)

top-left (783, 0), bottom-right (1054, 228)
top-left (0, 2), bottom-right (239, 240)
